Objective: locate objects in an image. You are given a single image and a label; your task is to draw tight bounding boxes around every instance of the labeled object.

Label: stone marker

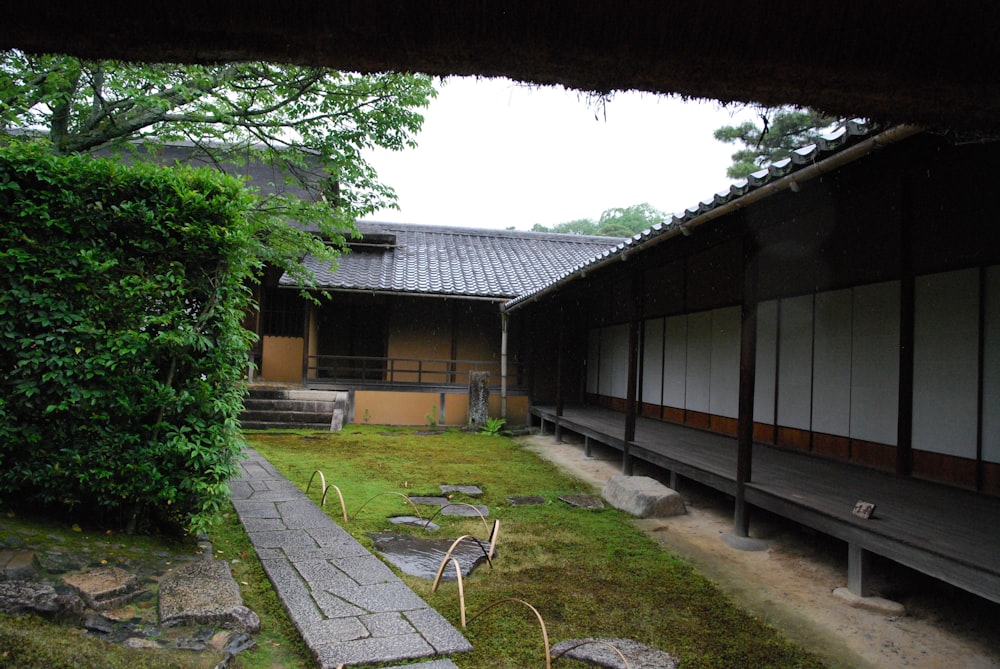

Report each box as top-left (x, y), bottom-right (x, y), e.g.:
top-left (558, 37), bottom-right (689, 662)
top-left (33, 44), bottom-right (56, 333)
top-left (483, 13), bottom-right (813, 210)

top-left (468, 371), bottom-right (490, 428)
top-left (602, 475), bottom-right (686, 518)
top-left (550, 637), bottom-right (679, 669)
top-left (159, 559), bottom-right (260, 633)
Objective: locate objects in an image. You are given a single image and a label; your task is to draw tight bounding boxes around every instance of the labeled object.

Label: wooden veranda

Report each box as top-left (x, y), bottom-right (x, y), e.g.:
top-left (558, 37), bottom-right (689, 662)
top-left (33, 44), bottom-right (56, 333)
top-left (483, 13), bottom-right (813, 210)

top-left (531, 404), bottom-right (1000, 605)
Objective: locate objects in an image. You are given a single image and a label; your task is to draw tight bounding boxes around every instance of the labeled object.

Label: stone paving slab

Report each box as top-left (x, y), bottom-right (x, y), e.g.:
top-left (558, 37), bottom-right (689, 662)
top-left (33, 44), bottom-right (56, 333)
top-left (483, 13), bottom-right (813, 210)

top-left (231, 448), bottom-right (472, 668)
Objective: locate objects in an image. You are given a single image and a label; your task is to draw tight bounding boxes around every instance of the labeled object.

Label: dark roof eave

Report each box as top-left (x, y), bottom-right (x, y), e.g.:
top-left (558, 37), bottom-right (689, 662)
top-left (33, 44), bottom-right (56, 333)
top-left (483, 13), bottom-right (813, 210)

top-left (503, 123), bottom-right (924, 313)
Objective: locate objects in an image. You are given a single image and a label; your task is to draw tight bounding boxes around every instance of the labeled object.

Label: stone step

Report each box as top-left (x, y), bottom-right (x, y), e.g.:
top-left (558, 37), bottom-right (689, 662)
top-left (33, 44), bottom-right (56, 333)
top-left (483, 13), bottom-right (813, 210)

top-left (240, 421), bottom-right (333, 431)
top-left (243, 399), bottom-right (336, 413)
top-left (241, 409), bottom-right (334, 424)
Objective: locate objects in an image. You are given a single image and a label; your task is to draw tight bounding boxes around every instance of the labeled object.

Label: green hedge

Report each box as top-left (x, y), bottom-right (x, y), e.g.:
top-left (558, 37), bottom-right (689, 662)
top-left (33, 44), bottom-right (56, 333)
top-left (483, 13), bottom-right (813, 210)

top-left (0, 141), bottom-right (257, 534)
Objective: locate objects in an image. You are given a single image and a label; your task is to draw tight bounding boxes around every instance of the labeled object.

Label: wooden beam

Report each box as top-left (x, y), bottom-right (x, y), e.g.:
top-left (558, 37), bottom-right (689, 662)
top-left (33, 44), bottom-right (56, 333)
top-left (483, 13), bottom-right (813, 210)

top-left (896, 178), bottom-right (915, 477)
top-left (555, 307), bottom-right (565, 443)
top-left (848, 543), bottom-right (872, 597)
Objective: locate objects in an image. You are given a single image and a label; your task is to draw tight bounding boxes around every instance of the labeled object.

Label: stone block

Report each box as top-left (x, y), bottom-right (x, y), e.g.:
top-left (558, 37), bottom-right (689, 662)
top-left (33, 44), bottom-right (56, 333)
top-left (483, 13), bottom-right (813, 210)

top-left (602, 475), bottom-right (686, 518)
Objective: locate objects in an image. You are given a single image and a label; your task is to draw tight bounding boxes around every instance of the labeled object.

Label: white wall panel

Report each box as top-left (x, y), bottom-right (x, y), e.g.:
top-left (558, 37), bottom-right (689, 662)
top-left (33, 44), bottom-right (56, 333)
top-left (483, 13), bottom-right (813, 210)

top-left (984, 266), bottom-right (1000, 463)
top-left (597, 327), bottom-right (614, 397)
top-left (586, 328), bottom-right (600, 394)
top-left (663, 315), bottom-right (688, 409)
top-left (850, 281), bottom-right (900, 445)
top-left (685, 311), bottom-right (713, 413)
top-left (642, 319), bottom-right (665, 406)
top-left (754, 300), bottom-right (778, 424)
top-left (913, 269), bottom-right (980, 458)
top-left (812, 289), bottom-right (853, 436)
top-left (777, 294), bottom-right (814, 430)
top-left (710, 306), bottom-right (741, 419)
top-left (607, 323), bottom-right (630, 399)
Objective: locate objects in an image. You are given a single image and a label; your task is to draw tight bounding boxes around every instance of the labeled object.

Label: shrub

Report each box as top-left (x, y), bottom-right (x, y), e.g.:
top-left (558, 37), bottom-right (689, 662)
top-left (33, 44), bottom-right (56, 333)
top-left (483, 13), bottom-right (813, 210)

top-left (0, 141), bottom-right (257, 534)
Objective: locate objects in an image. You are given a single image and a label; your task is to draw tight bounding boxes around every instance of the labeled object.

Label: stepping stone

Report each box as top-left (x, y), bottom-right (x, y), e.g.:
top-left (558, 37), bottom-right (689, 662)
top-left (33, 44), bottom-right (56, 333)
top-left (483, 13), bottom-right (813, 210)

top-left (440, 504), bottom-right (489, 517)
top-left (159, 559), bottom-right (260, 633)
top-left (440, 485), bottom-right (483, 496)
top-left (550, 638), bottom-right (679, 668)
top-left (507, 496), bottom-right (546, 506)
top-left (382, 661), bottom-right (460, 669)
top-left (369, 532), bottom-right (493, 580)
top-left (388, 516), bottom-right (441, 531)
top-left (409, 496), bottom-right (451, 507)
top-left (63, 567), bottom-right (145, 610)
top-left (559, 494), bottom-right (605, 509)
top-left (0, 549), bottom-right (40, 580)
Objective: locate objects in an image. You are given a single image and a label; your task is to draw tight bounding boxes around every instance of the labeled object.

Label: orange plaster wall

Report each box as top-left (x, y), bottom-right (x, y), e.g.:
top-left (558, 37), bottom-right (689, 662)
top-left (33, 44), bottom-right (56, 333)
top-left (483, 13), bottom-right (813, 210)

top-left (261, 336), bottom-right (303, 382)
top-left (353, 390), bottom-right (530, 426)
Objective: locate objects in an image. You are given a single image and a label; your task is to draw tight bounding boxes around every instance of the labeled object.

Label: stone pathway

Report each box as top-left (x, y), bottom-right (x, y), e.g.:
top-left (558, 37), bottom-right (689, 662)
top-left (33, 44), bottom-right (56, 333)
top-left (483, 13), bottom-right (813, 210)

top-left (230, 449), bottom-right (470, 668)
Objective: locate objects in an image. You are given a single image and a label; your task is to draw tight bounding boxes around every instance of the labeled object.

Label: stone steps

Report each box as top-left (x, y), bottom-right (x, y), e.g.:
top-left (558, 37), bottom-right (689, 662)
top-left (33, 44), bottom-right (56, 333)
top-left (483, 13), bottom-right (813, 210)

top-left (240, 387), bottom-right (348, 431)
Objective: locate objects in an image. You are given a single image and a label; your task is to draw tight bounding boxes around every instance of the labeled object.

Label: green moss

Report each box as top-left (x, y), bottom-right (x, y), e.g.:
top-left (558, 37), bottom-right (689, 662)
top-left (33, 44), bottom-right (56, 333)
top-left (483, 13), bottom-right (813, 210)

top-left (247, 426), bottom-right (826, 669)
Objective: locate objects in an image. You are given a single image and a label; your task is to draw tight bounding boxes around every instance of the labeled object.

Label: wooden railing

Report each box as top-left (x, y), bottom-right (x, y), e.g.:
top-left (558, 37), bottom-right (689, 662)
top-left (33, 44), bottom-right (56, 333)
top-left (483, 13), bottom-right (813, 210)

top-left (306, 355), bottom-right (528, 388)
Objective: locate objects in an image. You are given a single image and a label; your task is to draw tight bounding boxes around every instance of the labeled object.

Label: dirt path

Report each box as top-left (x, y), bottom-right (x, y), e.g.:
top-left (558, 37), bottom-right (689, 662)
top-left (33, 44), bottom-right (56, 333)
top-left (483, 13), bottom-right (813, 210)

top-left (518, 434), bottom-right (1000, 669)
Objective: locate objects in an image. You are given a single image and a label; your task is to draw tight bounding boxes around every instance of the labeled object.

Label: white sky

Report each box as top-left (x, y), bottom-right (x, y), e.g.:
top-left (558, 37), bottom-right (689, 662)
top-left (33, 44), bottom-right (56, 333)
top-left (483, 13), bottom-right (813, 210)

top-left (362, 76), bottom-right (761, 230)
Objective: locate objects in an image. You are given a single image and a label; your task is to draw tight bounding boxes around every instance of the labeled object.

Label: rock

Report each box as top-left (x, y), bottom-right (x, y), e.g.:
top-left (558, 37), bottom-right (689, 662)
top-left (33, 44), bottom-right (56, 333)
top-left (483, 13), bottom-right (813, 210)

top-left (559, 494), bottom-right (605, 509)
top-left (550, 637), bottom-right (679, 668)
top-left (388, 516), bottom-right (441, 531)
top-left (408, 496), bottom-right (450, 506)
top-left (0, 549), bottom-right (40, 580)
top-left (63, 566), bottom-right (145, 610)
top-left (158, 559), bottom-right (260, 633)
top-left (123, 637), bottom-right (161, 649)
top-left (0, 581), bottom-right (84, 623)
top-left (832, 587), bottom-right (907, 616)
top-left (602, 475), bottom-right (686, 518)
top-left (83, 611), bottom-right (116, 634)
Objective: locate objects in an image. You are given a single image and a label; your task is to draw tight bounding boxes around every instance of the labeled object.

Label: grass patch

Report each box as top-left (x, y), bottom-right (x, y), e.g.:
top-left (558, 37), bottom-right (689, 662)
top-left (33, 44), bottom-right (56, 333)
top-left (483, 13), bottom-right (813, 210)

top-left (247, 426), bottom-right (826, 669)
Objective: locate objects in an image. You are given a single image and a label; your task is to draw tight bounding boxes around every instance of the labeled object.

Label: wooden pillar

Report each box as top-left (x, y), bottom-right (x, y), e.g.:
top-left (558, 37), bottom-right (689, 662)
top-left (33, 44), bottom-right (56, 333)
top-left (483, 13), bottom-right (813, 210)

top-left (301, 300), bottom-right (312, 387)
top-left (734, 230), bottom-right (759, 538)
top-left (500, 310), bottom-right (509, 420)
top-left (896, 177), bottom-right (914, 477)
top-left (555, 307), bottom-right (565, 443)
top-left (623, 271), bottom-right (642, 476)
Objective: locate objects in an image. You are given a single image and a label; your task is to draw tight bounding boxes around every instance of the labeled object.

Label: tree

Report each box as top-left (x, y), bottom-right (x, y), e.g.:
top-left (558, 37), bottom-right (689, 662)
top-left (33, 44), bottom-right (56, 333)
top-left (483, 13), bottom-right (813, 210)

top-left (533, 203), bottom-right (665, 237)
top-left (0, 51), bottom-right (436, 284)
top-left (713, 107), bottom-right (841, 179)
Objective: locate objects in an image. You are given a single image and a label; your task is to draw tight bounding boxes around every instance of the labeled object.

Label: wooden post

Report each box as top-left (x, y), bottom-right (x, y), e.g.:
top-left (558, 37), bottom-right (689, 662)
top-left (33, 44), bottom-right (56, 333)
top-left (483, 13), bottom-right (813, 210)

top-left (555, 307), bottom-right (565, 443)
top-left (623, 271), bottom-right (642, 476)
top-left (734, 229), bottom-right (759, 538)
top-left (896, 179), bottom-right (915, 478)
top-left (500, 310), bottom-right (509, 420)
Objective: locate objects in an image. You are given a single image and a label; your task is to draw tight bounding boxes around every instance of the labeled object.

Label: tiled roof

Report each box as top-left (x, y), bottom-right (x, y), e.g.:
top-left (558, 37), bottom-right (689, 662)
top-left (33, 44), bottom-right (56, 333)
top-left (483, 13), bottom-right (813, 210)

top-left (504, 121), bottom-right (923, 310)
top-left (282, 222), bottom-right (626, 299)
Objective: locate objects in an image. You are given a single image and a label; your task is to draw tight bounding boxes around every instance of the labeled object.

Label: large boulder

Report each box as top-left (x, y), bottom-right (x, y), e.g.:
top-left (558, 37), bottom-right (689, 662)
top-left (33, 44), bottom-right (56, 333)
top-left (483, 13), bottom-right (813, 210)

top-left (0, 581), bottom-right (85, 623)
top-left (602, 475), bottom-right (686, 518)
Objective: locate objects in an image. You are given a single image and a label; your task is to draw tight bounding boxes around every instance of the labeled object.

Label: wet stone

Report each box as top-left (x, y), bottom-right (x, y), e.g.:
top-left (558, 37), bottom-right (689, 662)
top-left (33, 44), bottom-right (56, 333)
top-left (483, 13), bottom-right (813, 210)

top-left (440, 485), bottom-right (483, 496)
top-left (368, 532), bottom-right (493, 580)
top-left (550, 638), bottom-right (679, 669)
top-left (507, 496), bottom-right (546, 506)
top-left (408, 496), bottom-right (450, 507)
top-left (559, 494), bottom-right (606, 509)
top-left (440, 504), bottom-right (489, 518)
top-left (0, 549), bottom-right (40, 580)
top-left (63, 567), bottom-right (145, 610)
top-left (388, 516), bottom-right (440, 531)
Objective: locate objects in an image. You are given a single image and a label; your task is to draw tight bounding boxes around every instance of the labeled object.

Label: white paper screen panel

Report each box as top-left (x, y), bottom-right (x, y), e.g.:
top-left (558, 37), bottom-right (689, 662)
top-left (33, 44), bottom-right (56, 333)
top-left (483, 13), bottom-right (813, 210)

top-left (663, 315), bottom-right (688, 409)
top-left (642, 319), bottom-right (665, 405)
top-left (912, 269), bottom-right (980, 458)
top-left (710, 306), bottom-right (741, 419)
top-left (983, 266), bottom-right (1000, 463)
top-left (685, 311), bottom-right (713, 413)
top-left (586, 328), bottom-right (600, 394)
top-left (754, 300), bottom-right (778, 424)
top-left (850, 280), bottom-right (900, 445)
top-left (608, 324), bottom-right (630, 399)
top-left (811, 289), bottom-right (853, 437)
top-left (777, 294), bottom-right (814, 430)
